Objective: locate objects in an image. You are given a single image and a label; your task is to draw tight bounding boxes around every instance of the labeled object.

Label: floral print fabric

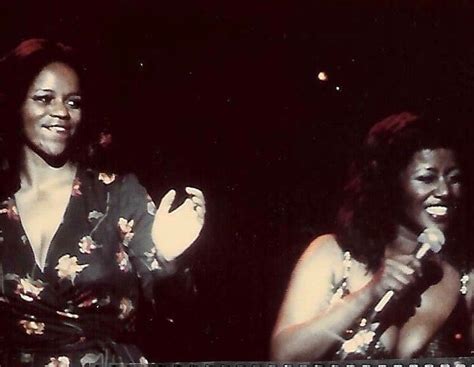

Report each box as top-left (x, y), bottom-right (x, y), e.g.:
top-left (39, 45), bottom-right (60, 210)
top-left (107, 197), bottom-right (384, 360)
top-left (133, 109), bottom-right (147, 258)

top-left (0, 168), bottom-right (172, 366)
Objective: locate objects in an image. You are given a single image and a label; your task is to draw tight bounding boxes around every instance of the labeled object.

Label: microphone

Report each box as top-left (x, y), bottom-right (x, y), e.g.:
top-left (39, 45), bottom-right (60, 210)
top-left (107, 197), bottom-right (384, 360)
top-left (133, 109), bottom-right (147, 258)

top-left (336, 227), bottom-right (445, 359)
top-left (373, 227), bottom-right (445, 313)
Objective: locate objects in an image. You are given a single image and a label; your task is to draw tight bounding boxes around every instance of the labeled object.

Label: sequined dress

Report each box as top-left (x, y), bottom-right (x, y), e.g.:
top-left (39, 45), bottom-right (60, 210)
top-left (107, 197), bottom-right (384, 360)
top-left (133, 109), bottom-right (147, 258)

top-left (329, 251), bottom-right (471, 360)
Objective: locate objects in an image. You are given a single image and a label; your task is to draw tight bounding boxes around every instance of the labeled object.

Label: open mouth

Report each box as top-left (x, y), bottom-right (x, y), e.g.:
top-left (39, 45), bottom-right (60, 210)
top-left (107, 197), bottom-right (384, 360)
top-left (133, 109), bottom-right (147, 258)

top-left (426, 205), bottom-right (448, 217)
top-left (43, 125), bottom-right (71, 135)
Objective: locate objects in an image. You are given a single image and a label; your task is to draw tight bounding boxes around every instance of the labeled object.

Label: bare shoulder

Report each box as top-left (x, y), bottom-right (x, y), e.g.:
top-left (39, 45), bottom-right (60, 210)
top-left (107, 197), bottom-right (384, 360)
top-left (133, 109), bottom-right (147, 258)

top-left (273, 234), bottom-right (346, 333)
top-left (289, 234), bottom-right (346, 286)
top-left (298, 234), bottom-right (344, 267)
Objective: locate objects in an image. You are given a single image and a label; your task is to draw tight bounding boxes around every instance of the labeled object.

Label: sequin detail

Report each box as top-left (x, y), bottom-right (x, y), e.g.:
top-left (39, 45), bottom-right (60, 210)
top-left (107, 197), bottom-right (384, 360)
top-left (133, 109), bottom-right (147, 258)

top-left (460, 273), bottom-right (469, 295)
top-left (329, 251), bottom-right (352, 304)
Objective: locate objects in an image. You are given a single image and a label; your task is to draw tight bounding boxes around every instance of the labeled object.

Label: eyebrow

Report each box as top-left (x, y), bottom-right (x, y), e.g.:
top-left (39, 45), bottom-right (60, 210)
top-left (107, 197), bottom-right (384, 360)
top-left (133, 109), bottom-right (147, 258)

top-left (413, 166), bottom-right (461, 174)
top-left (33, 88), bottom-right (54, 93)
top-left (33, 89), bottom-right (82, 97)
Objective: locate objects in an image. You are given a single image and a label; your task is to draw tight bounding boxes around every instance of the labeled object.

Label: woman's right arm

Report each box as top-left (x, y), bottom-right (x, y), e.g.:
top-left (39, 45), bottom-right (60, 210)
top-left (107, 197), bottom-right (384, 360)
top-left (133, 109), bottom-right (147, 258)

top-left (271, 235), bottom-right (420, 361)
top-left (270, 235), bottom-right (377, 361)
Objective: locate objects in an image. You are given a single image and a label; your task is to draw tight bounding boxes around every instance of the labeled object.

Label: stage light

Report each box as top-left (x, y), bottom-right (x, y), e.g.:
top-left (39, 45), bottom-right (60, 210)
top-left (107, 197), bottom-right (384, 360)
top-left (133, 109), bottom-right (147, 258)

top-left (317, 71), bottom-right (328, 81)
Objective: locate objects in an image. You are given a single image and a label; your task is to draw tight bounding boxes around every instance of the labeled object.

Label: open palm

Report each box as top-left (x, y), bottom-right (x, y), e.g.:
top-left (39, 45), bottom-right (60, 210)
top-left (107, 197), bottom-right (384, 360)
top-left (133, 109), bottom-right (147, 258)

top-left (152, 187), bottom-right (205, 261)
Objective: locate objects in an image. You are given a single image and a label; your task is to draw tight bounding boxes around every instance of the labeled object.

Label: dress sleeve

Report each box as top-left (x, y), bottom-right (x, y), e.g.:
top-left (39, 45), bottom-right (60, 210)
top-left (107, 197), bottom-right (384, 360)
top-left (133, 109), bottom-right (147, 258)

top-left (116, 174), bottom-right (196, 306)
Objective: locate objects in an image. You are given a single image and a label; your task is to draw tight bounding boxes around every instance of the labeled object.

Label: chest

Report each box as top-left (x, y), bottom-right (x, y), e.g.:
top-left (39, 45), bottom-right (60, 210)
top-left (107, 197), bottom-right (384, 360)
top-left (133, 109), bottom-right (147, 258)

top-left (0, 171), bottom-right (144, 338)
top-left (339, 260), bottom-right (463, 357)
top-left (0, 172), bottom-right (136, 293)
top-left (14, 185), bottom-right (72, 268)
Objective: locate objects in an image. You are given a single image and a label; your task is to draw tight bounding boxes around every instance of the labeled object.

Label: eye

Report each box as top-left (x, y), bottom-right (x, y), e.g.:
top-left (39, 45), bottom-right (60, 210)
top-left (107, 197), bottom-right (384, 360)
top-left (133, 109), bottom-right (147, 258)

top-left (415, 174), bottom-right (436, 184)
top-left (448, 172), bottom-right (463, 184)
top-left (66, 97), bottom-right (82, 110)
top-left (32, 95), bottom-right (53, 104)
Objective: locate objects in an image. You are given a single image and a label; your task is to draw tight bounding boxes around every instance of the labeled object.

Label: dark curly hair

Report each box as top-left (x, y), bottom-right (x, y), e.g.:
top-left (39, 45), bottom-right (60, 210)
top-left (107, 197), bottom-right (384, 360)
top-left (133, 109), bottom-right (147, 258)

top-left (335, 111), bottom-right (470, 272)
top-left (0, 38), bottom-right (104, 197)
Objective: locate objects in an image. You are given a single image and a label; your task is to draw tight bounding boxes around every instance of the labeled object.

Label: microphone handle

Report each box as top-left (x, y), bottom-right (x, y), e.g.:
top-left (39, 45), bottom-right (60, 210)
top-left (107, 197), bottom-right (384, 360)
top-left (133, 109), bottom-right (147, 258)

top-left (372, 241), bottom-right (431, 315)
top-left (336, 240), bottom-right (437, 359)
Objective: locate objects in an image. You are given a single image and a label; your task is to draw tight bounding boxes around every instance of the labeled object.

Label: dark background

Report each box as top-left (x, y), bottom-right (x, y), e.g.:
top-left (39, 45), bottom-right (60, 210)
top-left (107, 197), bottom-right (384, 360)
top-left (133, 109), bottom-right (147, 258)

top-left (1, 1), bottom-right (474, 361)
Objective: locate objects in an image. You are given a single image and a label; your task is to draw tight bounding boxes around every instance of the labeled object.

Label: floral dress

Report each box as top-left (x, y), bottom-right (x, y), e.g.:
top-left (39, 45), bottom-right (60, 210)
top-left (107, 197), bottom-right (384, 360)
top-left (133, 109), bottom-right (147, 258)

top-left (0, 167), bottom-right (182, 366)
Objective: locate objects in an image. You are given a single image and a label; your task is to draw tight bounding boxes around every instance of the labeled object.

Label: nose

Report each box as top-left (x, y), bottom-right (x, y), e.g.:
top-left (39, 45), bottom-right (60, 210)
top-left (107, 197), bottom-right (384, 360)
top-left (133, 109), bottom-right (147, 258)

top-left (49, 100), bottom-right (70, 120)
top-left (434, 177), bottom-right (449, 198)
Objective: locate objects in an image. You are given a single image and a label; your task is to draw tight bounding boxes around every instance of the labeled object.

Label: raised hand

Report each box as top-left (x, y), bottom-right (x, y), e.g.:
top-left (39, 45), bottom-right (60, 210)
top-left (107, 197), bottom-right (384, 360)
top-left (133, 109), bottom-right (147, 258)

top-left (369, 254), bottom-right (422, 301)
top-left (152, 187), bottom-right (206, 261)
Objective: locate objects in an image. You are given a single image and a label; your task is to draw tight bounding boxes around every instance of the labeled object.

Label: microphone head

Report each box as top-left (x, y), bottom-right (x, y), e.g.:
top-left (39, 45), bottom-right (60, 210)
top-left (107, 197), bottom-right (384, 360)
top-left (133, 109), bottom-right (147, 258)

top-left (417, 227), bottom-right (445, 253)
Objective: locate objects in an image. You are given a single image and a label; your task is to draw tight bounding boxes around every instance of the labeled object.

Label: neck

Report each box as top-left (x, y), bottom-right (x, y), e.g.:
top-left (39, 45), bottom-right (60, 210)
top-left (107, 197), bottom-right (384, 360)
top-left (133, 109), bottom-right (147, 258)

top-left (20, 146), bottom-right (76, 190)
top-left (386, 224), bottom-right (419, 256)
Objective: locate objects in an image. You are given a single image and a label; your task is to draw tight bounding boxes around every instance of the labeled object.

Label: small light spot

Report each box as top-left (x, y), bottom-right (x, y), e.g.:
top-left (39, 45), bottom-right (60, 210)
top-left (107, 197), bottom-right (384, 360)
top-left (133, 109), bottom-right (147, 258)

top-left (317, 71), bottom-right (328, 81)
top-left (455, 333), bottom-right (463, 340)
top-left (336, 86), bottom-right (341, 91)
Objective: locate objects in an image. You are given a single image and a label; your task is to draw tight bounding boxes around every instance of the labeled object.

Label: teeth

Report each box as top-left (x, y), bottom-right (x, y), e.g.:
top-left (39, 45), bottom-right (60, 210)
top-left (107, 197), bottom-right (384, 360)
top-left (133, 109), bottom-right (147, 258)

top-left (48, 126), bottom-right (66, 132)
top-left (426, 206), bottom-right (448, 216)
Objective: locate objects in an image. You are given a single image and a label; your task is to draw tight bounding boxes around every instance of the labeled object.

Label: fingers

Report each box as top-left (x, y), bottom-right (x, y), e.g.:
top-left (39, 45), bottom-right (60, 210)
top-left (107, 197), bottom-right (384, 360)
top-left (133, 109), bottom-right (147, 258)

top-left (388, 255), bottom-right (423, 277)
top-left (185, 186), bottom-right (206, 219)
top-left (194, 206), bottom-right (206, 220)
top-left (182, 197), bottom-right (205, 224)
top-left (372, 256), bottom-right (421, 298)
top-left (385, 259), bottom-right (415, 276)
top-left (185, 187), bottom-right (204, 200)
top-left (410, 259), bottom-right (423, 277)
top-left (182, 197), bottom-right (194, 210)
top-left (190, 195), bottom-right (205, 206)
top-left (156, 189), bottom-right (176, 215)
top-left (177, 197), bottom-right (204, 218)
top-left (158, 187), bottom-right (205, 223)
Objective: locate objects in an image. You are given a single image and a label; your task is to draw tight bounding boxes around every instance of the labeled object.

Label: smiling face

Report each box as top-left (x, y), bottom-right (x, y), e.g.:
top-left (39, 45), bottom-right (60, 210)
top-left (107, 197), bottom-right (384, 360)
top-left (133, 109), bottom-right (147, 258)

top-left (398, 148), bottom-right (463, 235)
top-left (20, 62), bottom-right (82, 159)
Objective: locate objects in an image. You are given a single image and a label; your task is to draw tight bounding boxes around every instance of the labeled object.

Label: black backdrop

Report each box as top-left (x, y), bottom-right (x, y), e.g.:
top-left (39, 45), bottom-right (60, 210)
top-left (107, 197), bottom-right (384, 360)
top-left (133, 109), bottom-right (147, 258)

top-left (1, 1), bottom-right (474, 361)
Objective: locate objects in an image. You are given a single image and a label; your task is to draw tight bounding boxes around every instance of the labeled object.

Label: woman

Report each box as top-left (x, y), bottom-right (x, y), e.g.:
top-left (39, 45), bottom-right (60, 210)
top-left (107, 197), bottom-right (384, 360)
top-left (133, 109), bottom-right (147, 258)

top-left (271, 112), bottom-right (472, 361)
top-left (0, 39), bottom-right (206, 365)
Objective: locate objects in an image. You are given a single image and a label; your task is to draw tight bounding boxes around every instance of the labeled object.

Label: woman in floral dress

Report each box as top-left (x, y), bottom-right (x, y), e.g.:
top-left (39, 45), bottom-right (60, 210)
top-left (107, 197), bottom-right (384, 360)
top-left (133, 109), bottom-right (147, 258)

top-left (0, 39), bottom-right (206, 366)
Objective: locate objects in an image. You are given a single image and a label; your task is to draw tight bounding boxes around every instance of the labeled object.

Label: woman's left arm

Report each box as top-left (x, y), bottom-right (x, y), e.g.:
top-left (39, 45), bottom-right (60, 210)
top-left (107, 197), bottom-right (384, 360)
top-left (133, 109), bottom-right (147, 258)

top-left (115, 174), bottom-right (205, 302)
top-left (152, 187), bottom-right (206, 261)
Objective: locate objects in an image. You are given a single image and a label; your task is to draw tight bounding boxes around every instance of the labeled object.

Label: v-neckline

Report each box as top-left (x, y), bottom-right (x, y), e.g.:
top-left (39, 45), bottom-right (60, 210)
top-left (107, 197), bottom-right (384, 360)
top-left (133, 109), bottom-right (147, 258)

top-left (13, 168), bottom-right (78, 273)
